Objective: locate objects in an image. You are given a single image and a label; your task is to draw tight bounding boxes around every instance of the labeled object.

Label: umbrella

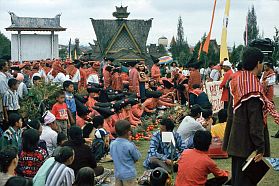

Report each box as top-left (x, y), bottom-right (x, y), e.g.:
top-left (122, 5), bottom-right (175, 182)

top-left (159, 56), bottom-right (173, 65)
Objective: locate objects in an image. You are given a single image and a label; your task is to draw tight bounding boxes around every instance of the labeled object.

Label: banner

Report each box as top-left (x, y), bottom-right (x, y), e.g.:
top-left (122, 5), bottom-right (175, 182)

top-left (205, 81), bottom-right (224, 113)
top-left (220, 0), bottom-right (230, 62)
top-left (203, 0), bottom-right (217, 54)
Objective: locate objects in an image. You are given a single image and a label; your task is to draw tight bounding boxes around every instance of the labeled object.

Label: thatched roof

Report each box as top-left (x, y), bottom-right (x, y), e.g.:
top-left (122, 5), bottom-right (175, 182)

top-left (91, 19), bottom-right (152, 54)
top-left (6, 12), bottom-right (66, 31)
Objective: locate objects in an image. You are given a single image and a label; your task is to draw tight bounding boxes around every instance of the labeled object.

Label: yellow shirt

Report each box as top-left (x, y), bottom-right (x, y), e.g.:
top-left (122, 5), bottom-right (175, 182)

top-left (211, 122), bottom-right (227, 140)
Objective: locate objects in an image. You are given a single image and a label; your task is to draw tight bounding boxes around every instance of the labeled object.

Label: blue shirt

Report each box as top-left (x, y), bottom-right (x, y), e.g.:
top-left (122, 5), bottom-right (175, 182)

top-left (143, 131), bottom-right (186, 169)
top-left (110, 138), bottom-right (141, 180)
top-left (65, 92), bottom-right (76, 113)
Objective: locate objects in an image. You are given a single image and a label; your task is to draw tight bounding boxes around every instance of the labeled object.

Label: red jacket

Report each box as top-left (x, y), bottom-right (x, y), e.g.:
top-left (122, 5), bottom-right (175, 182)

top-left (220, 69), bottom-right (234, 102)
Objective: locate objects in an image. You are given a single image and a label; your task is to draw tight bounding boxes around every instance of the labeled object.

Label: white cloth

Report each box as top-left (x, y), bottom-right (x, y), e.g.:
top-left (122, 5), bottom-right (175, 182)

top-left (40, 125), bottom-right (58, 156)
top-left (17, 82), bottom-right (28, 99)
top-left (71, 69), bottom-right (81, 83)
top-left (176, 116), bottom-right (205, 144)
top-left (0, 72), bottom-right (11, 96)
top-left (260, 73), bottom-right (276, 86)
top-left (182, 70), bottom-right (190, 76)
top-left (210, 69), bottom-right (220, 81)
top-left (51, 72), bottom-right (70, 84)
top-left (87, 73), bottom-right (99, 84)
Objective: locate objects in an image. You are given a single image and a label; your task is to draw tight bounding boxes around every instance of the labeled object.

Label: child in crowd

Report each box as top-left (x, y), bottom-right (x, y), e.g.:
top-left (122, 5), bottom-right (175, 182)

top-left (3, 78), bottom-right (20, 122)
top-left (110, 120), bottom-right (141, 186)
top-left (92, 128), bottom-right (109, 161)
top-left (211, 109), bottom-right (227, 140)
top-left (32, 75), bottom-right (42, 86)
top-left (150, 167), bottom-right (172, 186)
top-left (51, 91), bottom-right (69, 136)
top-left (175, 130), bottom-right (229, 186)
top-left (52, 132), bottom-right (68, 157)
top-left (0, 113), bottom-right (23, 151)
top-left (63, 80), bottom-right (76, 125)
top-left (83, 115), bottom-right (104, 140)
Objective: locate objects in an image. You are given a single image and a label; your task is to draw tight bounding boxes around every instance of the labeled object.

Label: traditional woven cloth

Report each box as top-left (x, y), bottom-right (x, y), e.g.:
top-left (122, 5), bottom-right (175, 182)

top-left (230, 70), bottom-right (279, 125)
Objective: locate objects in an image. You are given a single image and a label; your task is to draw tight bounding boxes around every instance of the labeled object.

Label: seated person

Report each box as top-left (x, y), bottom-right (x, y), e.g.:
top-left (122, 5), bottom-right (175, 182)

top-left (177, 105), bottom-right (205, 147)
top-left (150, 167), bottom-right (172, 186)
top-left (83, 115), bottom-right (104, 140)
top-left (143, 118), bottom-right (186, 173)
top-left (175, 130), bottom-right (229, 186)
top-left (211, 109), bottom-right (227, 140)
top-left (189, 84), bottom-right (212, 109)
top-left (92, 128), bottom-right (109, 162)
top-left (62, 126), bottom-right (104, 176)
top-left (197, 109), bottom-right (214, 131)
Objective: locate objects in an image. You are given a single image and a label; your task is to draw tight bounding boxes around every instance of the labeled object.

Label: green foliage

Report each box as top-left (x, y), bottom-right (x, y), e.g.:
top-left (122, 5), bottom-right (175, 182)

top-left (272, 27), bottom-right (279, 64)
top-left (0, 32), bottom-right (11, 59)
top-left (157, 44), bottom-right (168, 56)
top-left (244, 5), bottom-right (259, 44)
top-left (19, 83), bottom-right (61, 120)
top-left (230, 44), bottom-right (245, 64)
top-left (59, 48), bottom-right (68, 60)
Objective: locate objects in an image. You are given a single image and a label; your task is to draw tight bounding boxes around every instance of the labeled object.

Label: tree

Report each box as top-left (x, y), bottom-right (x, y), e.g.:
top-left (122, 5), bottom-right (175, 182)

top-left (59, 48), bottom-right (67, 60)
top-left (244, 5), bottom-right (259, 44)
top-left (0, 32), bottom-right (11, 59)
top-left (230, 44), bottom-right (244, 64)
top-left (169, 16), bottom-right (191, 65)
top-left (272, 27), bottom-right (279, 64)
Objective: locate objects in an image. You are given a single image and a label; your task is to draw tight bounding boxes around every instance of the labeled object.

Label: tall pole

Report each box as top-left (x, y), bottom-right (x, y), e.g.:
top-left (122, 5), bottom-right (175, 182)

top-left (51, 31), bottom-right (54, 59)
top-left (17, 31), bottom-right (22, 64)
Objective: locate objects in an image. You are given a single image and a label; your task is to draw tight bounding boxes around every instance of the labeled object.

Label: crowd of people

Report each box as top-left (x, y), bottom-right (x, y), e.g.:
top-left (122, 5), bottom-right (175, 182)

top-left (0, 47), bottom-right (278, 186)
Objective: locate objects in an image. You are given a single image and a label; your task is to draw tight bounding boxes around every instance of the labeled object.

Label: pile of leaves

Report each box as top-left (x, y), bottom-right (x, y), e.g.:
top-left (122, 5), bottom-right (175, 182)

top-left (19, 83), bottom-right (61, 120)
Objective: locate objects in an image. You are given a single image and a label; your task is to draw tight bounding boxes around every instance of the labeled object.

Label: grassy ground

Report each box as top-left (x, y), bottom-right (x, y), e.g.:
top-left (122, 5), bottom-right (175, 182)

top-left (100, 98), bottom-right (279, 185)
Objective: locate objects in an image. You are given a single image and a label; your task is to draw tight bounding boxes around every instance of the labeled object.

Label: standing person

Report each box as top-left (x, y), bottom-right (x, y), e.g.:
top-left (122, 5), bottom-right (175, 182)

top-left (51, 91), bottom-right (69, 136)
top-left (66, 61), bottom-right (81, 91)
top-left (128, 61), bottom-right (140, 95)
top-left (111, 65), bottom-right (123, 91)
top-left (15, 73), bottom-right (28, 100)
top-left (138, 64), bottom-right (148, 99)
top-left (223, 47), bottom-right (273, 186)
top-left (209, 65), bottom-right (221, 81)
top-left (17, 129), bottom-right (47, 178)
top-left (103, 57), bottom-right (114, 89)
top-left (261, 62), bottom-right (276, 102)
top-left (0, 113), bottom-right (23, 151)
top-left (220, 60), bottom-right (234, 109)
top-left (110, 120), bottom-right (141, 186)
top-left (3, 79), bottom-right (20, 122)
top-left (188, 63), bottom-right (201, 90)
top-left (151, 56), bottom-right (161, 83)
top-left (0, 146), bottom-right (18, 186)
top-left (0, 59), bottom-right (11, 129)
top-left (63, 81), bottom-right (76, 125)
top-left (175, 130), bottom-right (229, 186)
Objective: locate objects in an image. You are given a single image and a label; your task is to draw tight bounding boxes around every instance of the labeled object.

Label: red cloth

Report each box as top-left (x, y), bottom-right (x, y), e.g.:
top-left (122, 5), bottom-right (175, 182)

top-left (151, 64), bottom-right (161, 82)
top-left (86, 96), bottom-right (96, 108)
top-left (79, 68), bottom-right (88, 88)
top-left (104, 118), bottom-right (115, 139)
top-left (175, 149), bottom-right (228, 186)
top-left (220, 69), bottom-right (234, 102)
top-left (188, 69), bottom-right (201, 90)
top-left (112, 72), bottom-right (123, 91)
top-left (230, 70), bottom-right (279, 125)
top-left (51, 103), bottom-right (68, 120)
top-left (129, 67), bottom-right (139, 94)
top-left (261, 69), bottom-right (276, 101)
top-left (103, 67), bottom-right (111, 89)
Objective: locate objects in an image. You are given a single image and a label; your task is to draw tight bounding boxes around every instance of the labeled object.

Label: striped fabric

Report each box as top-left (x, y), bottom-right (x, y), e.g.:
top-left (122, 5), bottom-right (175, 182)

top-left (45, 162), bottom-right (75, 186)
top-left (230, 70), bottom-right (279, 125)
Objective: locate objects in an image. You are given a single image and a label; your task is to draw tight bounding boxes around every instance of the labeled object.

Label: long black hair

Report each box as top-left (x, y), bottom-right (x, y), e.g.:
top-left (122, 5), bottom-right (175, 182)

top-left (0, 146), bottom-right (18, 173)
top-left (22, 129), bottom-right (40, 152)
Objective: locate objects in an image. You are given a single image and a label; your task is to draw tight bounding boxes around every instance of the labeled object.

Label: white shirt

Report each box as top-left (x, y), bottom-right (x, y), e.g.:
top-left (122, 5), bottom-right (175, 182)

top-left (210, 69), bottom-right (220, 81)
top-left (17, 82), bottom-right (28, 99)
top-left (40, 125), bottom-right (58, 156)
top-left (176, 116), bottom-right (205, 144)
top-left (71, 69), bottom-right (81, 83)
top-left (87, 74), bottom-right (99, 85)
top-left (0, 72), bottom-right (11, 96)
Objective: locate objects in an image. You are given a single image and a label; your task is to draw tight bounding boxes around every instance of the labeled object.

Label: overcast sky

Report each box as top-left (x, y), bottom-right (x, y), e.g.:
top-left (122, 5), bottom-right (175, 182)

top-left (0, 0), bottom-right (278, 47)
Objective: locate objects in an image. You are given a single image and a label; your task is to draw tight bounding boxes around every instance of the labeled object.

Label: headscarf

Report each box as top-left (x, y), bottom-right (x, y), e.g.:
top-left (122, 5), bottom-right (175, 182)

top-left (51, 61), bottom-right (66, 77)
top-left (43, 111), bottom-right (56, 125)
